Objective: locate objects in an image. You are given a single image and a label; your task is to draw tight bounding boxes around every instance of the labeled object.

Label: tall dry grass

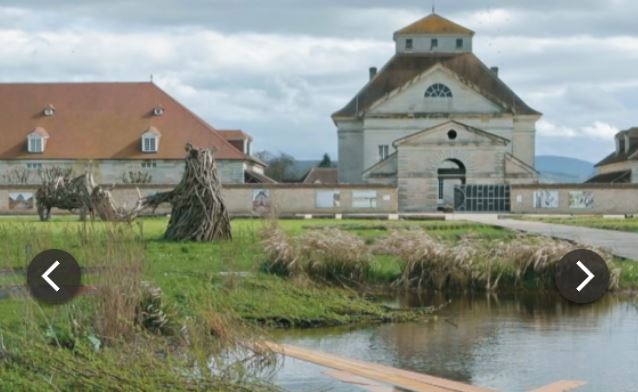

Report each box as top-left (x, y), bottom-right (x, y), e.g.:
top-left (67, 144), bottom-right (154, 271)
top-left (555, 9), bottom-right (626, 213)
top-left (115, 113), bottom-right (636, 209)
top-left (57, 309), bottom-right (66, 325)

top-left (299, 228), bottom-right (371, 285)
top-left (261, 224), bottom-right (371, 286)
top-left (374, 230), bottom-right (620, 291)
top-left (372, 230), bottom-right (478, 290)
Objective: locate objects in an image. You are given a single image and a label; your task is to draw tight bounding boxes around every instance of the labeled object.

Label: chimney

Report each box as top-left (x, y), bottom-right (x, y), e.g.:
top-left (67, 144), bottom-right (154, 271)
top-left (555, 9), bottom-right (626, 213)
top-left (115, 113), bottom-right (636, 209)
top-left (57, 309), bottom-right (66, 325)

top-left (490, 66), bottom-right (499, 77)
top-left (369, 67), bottom-right (378, 80)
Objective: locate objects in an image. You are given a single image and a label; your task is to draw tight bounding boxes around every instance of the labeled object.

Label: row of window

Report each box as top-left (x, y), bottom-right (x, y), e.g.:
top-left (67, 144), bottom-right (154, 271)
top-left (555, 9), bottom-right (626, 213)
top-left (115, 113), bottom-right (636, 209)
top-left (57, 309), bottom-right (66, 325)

top-left (23, 161), bottom-right (158, 170)
top-left (405, 38), bottom-right (464, 50)
top-left (26, 134), bottom-right (160, 153)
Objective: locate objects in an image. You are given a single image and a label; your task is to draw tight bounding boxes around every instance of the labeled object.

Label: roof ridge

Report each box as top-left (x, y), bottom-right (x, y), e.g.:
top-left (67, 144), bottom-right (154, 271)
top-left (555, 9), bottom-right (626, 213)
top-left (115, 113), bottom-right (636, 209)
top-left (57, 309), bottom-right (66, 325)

top-left (149, 83), bottom-right (248, 159)
top-left (395, 13), bottom-right (474, 35)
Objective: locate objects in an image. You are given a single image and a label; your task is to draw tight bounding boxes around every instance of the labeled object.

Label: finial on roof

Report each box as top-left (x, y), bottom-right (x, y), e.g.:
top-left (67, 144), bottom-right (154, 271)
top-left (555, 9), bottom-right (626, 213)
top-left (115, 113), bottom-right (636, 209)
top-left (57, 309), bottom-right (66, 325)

top-left (432, 0), bottom-right (436, 13)
top-left (150, 74), bottom-right (154, 82)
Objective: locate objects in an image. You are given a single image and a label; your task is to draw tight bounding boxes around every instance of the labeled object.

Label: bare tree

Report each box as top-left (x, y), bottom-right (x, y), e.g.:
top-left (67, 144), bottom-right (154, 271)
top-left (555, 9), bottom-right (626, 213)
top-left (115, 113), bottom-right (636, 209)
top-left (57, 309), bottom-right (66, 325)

top-left (254, 151), bottom-right (297, 182)
top-left (2, 167), bottom-right (31, 185)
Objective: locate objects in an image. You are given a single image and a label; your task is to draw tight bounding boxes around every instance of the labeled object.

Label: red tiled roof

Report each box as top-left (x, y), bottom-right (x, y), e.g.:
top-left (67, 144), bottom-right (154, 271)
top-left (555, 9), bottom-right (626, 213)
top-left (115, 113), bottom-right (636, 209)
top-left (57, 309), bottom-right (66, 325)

top-left (0, 82), bottom-right (247, 160)
top-left (218, 129), bottom-right (253, 142)
top-left (302, 167), bottom-right (338, 184)
top-left (30, 127), bottom-right (50, 137)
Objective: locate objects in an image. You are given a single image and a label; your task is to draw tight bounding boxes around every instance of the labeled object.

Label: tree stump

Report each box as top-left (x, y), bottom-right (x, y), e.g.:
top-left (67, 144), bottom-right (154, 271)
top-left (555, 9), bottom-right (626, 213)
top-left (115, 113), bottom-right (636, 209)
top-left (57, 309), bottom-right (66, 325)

top-left (144, 144), bottom-right (232, 241)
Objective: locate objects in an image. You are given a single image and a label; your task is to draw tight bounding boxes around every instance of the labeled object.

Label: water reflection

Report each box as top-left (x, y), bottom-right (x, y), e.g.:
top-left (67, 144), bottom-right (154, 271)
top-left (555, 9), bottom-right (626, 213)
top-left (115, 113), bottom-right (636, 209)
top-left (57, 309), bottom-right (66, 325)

top-left (274, 293), bottom-right (638, 392)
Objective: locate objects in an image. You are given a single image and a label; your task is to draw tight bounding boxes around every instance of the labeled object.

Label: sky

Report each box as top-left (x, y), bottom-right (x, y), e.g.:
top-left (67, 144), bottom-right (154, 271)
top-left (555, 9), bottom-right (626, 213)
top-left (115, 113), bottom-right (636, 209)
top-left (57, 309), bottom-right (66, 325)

top-left (0, 1), bottom-right (636, 163)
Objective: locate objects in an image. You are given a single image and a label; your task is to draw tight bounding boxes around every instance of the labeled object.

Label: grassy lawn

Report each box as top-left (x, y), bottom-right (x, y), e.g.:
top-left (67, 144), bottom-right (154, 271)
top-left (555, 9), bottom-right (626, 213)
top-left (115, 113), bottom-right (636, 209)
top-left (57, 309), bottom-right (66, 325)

top-left (517, 215), bottom-right (638, 233)
top-left (0, 216), bottom-right (636, 390)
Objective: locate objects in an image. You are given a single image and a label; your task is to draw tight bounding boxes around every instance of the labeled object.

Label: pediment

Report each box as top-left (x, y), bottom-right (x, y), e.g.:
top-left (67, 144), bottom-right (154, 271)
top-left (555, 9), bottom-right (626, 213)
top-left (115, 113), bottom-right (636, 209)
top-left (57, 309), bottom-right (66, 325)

top-left (363, 152), bottom-right (398, 178)
top-left (368, 65), bottom-right (503, 115)
top-left (505, 153), bottom-right (538, 176)
top-left (393, 121), bottom-right (509, 147)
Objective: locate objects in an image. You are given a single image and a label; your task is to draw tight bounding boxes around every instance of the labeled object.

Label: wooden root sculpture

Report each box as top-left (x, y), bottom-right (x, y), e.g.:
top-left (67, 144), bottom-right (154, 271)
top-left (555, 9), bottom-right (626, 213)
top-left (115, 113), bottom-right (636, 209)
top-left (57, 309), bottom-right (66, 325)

top-left (143, 144), bottom-right (232, 242)
top-left (36, 173), bottom-right (95, 221)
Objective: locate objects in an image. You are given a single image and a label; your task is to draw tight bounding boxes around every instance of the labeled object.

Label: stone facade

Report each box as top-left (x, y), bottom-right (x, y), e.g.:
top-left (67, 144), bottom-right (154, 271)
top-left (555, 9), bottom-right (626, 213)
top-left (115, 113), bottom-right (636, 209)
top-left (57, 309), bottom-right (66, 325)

top-left (0, 159), bottom-right (247, 185)
top-left (333, 13), bottom-right (540, 211)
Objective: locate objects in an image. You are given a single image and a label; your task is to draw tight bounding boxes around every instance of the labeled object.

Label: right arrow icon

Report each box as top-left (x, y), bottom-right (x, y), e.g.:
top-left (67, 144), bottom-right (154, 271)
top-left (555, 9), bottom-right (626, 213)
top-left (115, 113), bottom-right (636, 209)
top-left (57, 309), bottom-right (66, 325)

top-left (576, 260), bottom-right (594, 292)
top-left (555, 249), bottom-right (610, 304)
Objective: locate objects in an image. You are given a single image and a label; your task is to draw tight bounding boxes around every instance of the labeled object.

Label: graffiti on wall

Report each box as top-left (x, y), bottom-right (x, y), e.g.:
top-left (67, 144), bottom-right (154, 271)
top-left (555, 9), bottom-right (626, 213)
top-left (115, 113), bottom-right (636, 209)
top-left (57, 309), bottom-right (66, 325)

top-left (533, 190), bottom-right (559, 208)
top-left (569, 191), bottom-right (594, 209)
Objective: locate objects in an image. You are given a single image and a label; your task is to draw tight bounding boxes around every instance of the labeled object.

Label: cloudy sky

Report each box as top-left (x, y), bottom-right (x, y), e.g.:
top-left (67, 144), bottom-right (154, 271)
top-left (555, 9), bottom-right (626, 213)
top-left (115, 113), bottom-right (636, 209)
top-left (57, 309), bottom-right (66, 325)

top-left (1, 1), bottom-right (636, 163)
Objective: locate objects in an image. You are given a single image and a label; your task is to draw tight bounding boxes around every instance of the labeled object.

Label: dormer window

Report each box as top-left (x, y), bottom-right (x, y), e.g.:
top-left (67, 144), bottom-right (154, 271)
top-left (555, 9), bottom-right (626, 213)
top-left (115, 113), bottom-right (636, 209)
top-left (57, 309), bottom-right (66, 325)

top-left (153, 106), bottom-right (165, 116)
top-left (141, 127), bottom-right (161, 153)
top-left (43, 104), bottom-right (55, 117)
top-left (28, 136), bottom-right (43, 153)
top-left (27, 127), bottom-right (49, 153)
top-left (405, 39), bottom-right (413, 50)
top-left (142, 136), bottom-right (158, 152)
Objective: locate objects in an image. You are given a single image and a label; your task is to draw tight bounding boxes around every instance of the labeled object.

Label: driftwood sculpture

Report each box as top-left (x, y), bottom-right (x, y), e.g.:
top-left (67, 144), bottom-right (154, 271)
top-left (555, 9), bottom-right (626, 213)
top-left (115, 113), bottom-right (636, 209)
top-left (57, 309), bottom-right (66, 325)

top-left (36, 173), bottom-right (95, 221)
top-left (143, 144), bottom-right (232, 241)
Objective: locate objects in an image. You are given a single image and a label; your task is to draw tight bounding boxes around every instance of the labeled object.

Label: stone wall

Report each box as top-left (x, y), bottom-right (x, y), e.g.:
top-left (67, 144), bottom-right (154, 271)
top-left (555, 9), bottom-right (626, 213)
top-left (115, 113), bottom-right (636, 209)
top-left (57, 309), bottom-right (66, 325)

top-left (0, 184), bottom-right (398, 215)
top-left (511, 184), bottom-right (638, 214)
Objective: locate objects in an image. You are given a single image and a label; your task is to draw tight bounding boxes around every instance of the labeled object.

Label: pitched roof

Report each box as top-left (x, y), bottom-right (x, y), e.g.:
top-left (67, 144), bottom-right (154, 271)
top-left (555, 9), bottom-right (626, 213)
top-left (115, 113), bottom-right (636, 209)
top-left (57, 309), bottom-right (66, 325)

top-left (218, 129), bottom-right (253, 142)
top-left (585, 170), bottom-right (631, 183)
top-left (0, 82), bottom-right (247, 160)
top-left (302, 167), bottom-right (338, 184)
top-left (395, 13), bottom-right (474, 35)
top-left (594, 128), bottom-right (638, 167)
top-left (392, 120), bottom-right (509, 147)
top-left (30, 127), bottom-right (50, 138)
top-left (332, 53), bottom-right (541, 119)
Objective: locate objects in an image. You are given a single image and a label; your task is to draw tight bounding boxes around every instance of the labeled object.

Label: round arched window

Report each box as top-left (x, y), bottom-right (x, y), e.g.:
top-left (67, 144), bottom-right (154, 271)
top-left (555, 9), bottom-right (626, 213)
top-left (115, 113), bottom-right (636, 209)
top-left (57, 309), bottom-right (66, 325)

top-left (447, 130), bottom-right (458, 140)
top-left (425, 83), bottom-right (453, 98)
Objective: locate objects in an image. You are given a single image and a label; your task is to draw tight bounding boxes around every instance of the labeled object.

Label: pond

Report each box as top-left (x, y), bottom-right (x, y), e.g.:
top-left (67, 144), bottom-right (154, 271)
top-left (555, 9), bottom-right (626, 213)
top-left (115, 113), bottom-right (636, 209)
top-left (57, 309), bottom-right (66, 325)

top-left (271, 292), bottom-right (638, 392)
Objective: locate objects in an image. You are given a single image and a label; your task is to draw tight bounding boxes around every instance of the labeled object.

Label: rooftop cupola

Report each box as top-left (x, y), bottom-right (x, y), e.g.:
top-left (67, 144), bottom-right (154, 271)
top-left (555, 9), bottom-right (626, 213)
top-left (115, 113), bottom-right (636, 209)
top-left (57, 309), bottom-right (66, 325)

top-left (393, 13), bottom-right (474, 54)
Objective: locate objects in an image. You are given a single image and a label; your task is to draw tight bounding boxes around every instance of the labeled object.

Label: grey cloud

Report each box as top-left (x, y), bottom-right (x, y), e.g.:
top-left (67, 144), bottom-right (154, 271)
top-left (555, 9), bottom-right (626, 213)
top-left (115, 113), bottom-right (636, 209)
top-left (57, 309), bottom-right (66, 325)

top-left (0, 1), bottom-right (637, 161)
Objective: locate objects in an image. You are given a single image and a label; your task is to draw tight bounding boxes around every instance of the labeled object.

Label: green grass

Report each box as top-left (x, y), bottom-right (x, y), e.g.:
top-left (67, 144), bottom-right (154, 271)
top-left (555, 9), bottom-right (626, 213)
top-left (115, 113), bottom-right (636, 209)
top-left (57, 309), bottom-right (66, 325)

top-left (1, 216), bottom-right (638, 390)
top-left (518, 215), bottom-right (638, 233)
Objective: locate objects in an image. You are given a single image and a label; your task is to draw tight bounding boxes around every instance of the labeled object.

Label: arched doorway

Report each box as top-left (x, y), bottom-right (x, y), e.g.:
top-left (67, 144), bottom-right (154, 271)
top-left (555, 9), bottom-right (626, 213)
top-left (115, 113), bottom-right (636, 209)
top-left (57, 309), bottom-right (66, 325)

top-left (437, 159), bottom-right (466, 206)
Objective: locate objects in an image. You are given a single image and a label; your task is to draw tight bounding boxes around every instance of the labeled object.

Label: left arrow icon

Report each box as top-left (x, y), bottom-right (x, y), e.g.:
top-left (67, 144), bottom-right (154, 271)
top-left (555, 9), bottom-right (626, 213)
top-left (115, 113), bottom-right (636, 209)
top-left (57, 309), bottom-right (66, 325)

top-left (42, 260), bottom-right (61, 292)
top-left (27, 249), bottom-right (82, 305)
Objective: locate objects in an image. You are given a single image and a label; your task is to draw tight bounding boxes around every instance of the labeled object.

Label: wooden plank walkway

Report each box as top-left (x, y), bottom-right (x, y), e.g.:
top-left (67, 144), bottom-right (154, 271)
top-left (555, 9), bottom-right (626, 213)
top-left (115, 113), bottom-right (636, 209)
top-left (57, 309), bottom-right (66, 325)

top-left (264, 342), bottom-right (585, 392)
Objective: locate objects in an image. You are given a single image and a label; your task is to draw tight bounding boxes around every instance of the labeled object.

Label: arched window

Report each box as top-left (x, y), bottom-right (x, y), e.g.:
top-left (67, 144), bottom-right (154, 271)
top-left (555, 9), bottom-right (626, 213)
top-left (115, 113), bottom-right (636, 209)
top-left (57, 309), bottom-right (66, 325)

top-left (425, 83), bottom-right (452, 98)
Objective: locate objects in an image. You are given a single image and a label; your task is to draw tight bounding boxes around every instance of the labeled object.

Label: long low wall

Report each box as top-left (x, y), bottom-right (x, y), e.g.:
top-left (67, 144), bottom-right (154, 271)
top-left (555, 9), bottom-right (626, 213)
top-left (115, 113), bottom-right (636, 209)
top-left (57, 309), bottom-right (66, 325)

top-left (511, 184), bottom-right (638, 214)
top-left (0, 184), bottom-right (398, 215)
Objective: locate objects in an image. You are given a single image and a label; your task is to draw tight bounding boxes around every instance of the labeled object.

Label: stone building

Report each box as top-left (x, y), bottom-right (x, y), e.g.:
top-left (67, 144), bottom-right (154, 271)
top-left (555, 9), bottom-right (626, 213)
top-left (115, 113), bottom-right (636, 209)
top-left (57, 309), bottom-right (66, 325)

top-left (0, 82), bottom-right (269, 185)
top-left (333, 13), bottom-right (540, 211)
top-left (588, 127), bottom-right (638, 183)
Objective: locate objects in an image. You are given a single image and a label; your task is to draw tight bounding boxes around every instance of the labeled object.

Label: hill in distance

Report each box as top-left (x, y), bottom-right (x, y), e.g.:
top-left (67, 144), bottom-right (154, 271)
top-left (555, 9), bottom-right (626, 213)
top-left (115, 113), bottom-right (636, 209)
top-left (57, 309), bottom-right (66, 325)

top-left (535, 155), bottom-right (595, 183)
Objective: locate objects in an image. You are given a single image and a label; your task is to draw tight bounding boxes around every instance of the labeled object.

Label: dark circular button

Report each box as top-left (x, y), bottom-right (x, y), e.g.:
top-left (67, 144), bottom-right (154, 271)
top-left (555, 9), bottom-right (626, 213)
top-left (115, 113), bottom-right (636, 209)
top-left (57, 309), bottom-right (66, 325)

top-left (27, 249), bottom-right (82, 305)
top-left (555, 249), bottom-right (609, 304)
